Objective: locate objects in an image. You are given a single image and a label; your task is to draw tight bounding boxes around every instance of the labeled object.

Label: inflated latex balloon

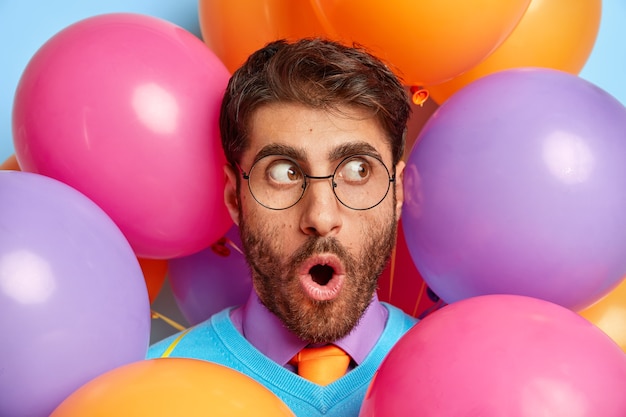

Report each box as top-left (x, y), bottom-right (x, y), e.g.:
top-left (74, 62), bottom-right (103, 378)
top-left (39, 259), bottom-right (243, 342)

top-left (580, 277), bottom-right (626, 352)
top-left (12, 13), bottom-right (232, 259)
top-left (428, 0), bottom-right (602, 102)
top-left (311, 0), bottom-right (531, 86)
top-left (51, 358), bottom-right (295, 417)
top-left (360, 295), bottom-right (626, 417)
top-left (199, 0), bottom-right (325, 73)
top-left (0, 171), bottom-right (150, 417)
top-left (402, 68), bottom-right (626, 311)
top-left (138, 257), bottom-right (168, 304)
top-left (168, 225), bottom-right (251, 325)
top-left (0, 154), bottom-right (19, 170)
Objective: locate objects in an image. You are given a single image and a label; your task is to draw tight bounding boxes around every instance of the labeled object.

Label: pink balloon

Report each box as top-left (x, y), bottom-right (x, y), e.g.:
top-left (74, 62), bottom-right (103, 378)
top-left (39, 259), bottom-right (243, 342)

top-left (168, 225), bottom-right (251, 325)
top-left (360, 294), bottom-right (626, 417)
top-left (12, 13), bottom-right (232, 259)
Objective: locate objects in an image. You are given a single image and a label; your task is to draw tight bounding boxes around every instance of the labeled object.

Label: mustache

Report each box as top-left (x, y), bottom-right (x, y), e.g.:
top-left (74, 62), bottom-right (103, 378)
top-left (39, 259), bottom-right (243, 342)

top-left (288, 236), bottom-right (355, 271)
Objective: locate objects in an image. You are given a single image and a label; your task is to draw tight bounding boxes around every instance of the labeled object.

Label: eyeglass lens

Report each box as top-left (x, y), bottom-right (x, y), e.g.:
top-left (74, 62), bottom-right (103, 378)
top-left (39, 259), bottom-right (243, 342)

top-left (245, 154), bottom-right (392, 210)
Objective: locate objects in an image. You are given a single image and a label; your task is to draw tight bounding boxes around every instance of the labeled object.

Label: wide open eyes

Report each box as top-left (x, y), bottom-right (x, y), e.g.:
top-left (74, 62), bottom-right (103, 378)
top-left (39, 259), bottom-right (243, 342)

top-left (265, 158), bottom-right (303, 186)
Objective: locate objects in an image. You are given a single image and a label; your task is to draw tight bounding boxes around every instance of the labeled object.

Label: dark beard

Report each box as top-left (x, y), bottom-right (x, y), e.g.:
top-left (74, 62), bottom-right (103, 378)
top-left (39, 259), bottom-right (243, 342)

top-left (238, 210), bottom-right (398, 344)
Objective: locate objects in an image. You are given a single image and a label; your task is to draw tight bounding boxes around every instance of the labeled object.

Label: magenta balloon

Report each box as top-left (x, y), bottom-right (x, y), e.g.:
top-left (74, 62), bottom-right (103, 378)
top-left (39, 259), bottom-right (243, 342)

top-left (12, 13), bottom-right (232, 259)
top-left (168, 225), bottom-right (251, 325)
top-left (360, 294), bottom-right (626, 417)
top-left (0, 171), bottom-right (150, 417)
top-left (402, 68), bottom-right (626, 311)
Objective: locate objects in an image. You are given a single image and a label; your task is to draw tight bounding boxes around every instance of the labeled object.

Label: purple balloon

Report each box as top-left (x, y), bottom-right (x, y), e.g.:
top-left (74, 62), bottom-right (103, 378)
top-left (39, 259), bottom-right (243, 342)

top-left (168, 225), bottom-right (251, 325)
top-left (403, 68), bottom-right (626, 311)
top-left (0, 171), bottom-right (150, 417)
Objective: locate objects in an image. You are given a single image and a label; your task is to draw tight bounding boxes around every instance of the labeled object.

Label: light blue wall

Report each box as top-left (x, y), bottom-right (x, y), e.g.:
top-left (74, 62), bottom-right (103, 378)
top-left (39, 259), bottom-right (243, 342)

top-left (579, 0), bottom-right (626, 107)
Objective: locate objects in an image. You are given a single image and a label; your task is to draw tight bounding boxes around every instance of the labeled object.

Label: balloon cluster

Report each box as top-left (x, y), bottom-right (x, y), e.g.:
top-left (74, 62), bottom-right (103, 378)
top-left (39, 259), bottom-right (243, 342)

top-left (2, 1), bottom-right (626, 416)
top-left (1, 11), bottom-right (255, 417)
top-left (196, 0), bottom-right (601, 101)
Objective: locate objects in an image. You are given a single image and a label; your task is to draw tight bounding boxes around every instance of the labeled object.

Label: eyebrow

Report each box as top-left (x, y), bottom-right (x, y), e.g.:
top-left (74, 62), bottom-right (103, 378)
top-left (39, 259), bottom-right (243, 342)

top-left (328, 141), bottom-right (382, 161)
top-left (253, 141), bottom-right (383, 164)
top-left (253, 144), bottom-right (307, 163)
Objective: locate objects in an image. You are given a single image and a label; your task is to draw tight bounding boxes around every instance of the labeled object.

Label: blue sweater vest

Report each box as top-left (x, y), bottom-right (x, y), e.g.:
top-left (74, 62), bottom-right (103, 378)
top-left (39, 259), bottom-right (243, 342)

top-left (147, 303), bottom-right (417, 416)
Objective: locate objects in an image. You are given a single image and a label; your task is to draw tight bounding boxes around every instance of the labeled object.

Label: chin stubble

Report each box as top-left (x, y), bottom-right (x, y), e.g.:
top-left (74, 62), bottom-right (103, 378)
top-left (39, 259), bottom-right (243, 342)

top-left (238, 207), bottom-right (398, 343)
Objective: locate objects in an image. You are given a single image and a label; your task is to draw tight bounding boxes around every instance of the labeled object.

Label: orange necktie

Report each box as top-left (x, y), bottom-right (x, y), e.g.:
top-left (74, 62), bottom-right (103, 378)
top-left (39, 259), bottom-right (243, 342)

top-left (289, 345), bottom-right (351, 386)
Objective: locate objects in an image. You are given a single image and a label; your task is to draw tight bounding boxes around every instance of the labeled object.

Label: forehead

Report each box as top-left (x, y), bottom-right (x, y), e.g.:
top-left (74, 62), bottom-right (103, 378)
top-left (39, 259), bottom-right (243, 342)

top-left (244, 103), bottom-right (391, 165)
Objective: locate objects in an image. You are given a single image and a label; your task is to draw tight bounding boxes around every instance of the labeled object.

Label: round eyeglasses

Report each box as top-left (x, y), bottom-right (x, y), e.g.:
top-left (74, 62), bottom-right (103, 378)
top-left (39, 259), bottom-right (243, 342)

top-left (239, 154), bottom-right (395, 210)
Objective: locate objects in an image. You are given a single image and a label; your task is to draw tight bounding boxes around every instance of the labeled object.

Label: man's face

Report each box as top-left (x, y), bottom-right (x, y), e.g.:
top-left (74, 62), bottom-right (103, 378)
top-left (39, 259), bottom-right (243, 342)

top-left (224, 103), bottom-right (405, 344)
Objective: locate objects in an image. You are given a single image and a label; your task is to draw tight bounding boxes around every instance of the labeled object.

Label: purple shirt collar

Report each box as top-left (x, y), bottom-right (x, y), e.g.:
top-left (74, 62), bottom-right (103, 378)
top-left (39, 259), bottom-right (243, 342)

top-left (230, 290), bottom-right (388, 366)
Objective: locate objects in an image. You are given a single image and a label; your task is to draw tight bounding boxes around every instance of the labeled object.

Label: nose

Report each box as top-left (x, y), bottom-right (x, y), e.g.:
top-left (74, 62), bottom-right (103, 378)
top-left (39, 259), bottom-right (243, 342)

top-left (298, 176), bottom-right (342, 237)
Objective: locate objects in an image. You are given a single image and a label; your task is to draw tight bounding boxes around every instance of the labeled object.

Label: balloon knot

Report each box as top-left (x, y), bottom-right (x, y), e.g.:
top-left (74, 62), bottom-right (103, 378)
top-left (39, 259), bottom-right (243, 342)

top-left (410, 86), bottom-right (429, 107)
top-left (210, 237), bottom-right (231, 257)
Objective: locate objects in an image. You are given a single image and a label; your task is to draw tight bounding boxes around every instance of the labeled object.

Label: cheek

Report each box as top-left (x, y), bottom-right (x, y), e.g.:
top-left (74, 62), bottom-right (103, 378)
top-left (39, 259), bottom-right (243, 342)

top-left (356, 207), bottom-right (395, 239)
top-left (242, 207), bottom-right (298, 250)
top-left (343, 214), bottom-right (379, 250)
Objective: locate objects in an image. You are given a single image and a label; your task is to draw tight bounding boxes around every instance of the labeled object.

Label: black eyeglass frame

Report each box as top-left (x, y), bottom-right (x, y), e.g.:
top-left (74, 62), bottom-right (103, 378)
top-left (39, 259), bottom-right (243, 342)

top-left (238, 154), bottom-right (396, 211)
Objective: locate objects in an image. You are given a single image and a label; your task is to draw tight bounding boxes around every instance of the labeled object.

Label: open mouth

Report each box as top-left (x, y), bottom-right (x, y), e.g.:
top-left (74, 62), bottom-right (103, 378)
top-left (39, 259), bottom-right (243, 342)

top-left (298, 255), bottom-right (346, 301)
top-left (310, 264), bottom-right (334, 286)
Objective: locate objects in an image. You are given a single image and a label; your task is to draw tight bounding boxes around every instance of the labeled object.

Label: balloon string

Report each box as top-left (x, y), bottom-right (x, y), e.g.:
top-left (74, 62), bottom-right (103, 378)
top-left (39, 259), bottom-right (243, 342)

top-left (151, 310), bottom-right (187, 332)
top-left (224, 237), bottom-right (244, 255)
top-left (417, 298), bottom-right (445, 320)
top-left (387, 242), bottom-right (398, 301)
top-left (411, 281), bottom-right (427, 317)
top-left (161, 327), bottom-right (192, 358)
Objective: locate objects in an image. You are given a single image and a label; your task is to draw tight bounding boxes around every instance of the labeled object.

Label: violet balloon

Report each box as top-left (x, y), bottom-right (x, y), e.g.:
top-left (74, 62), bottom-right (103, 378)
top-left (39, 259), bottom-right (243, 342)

top-left (12, 13), bottom-right (232, 259)
top-left (402, 68), bottom-right (626, 311)
top-left (0, 171), bottom-right (151, 417)
top-left (360, 294), bottom-right (626, 417)
top-left (168, 225), bottom-right (251, 325)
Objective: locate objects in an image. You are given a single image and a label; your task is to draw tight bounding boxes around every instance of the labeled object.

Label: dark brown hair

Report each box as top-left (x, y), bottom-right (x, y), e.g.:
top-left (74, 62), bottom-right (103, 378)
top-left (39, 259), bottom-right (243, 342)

top-left (219, 38), bottom-right (411, 167)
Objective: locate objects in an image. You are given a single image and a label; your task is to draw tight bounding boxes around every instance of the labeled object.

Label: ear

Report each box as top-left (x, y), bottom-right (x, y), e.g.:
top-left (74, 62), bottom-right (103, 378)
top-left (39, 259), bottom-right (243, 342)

top-left (394, 160), bottom-right (405, 220)
top-left (224, 164), bottom-right (241, 226)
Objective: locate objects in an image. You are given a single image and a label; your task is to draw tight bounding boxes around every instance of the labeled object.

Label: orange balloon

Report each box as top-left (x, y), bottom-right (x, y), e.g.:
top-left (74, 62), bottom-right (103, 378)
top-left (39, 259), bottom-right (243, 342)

top-left (138, 257), bottom-right (168, 304)
top-left (428, 0), bottom-right (601, 103)
top-left (199, 0), bottom-right (326, 73)
top-left (311, 0), bottom-right (531, 86)
top-left (51, 358), bottom-right (296, 417)
top-left (579, 277), bottom-right (626, 353)
top-left (0, 154), bottom-right (20, 170)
